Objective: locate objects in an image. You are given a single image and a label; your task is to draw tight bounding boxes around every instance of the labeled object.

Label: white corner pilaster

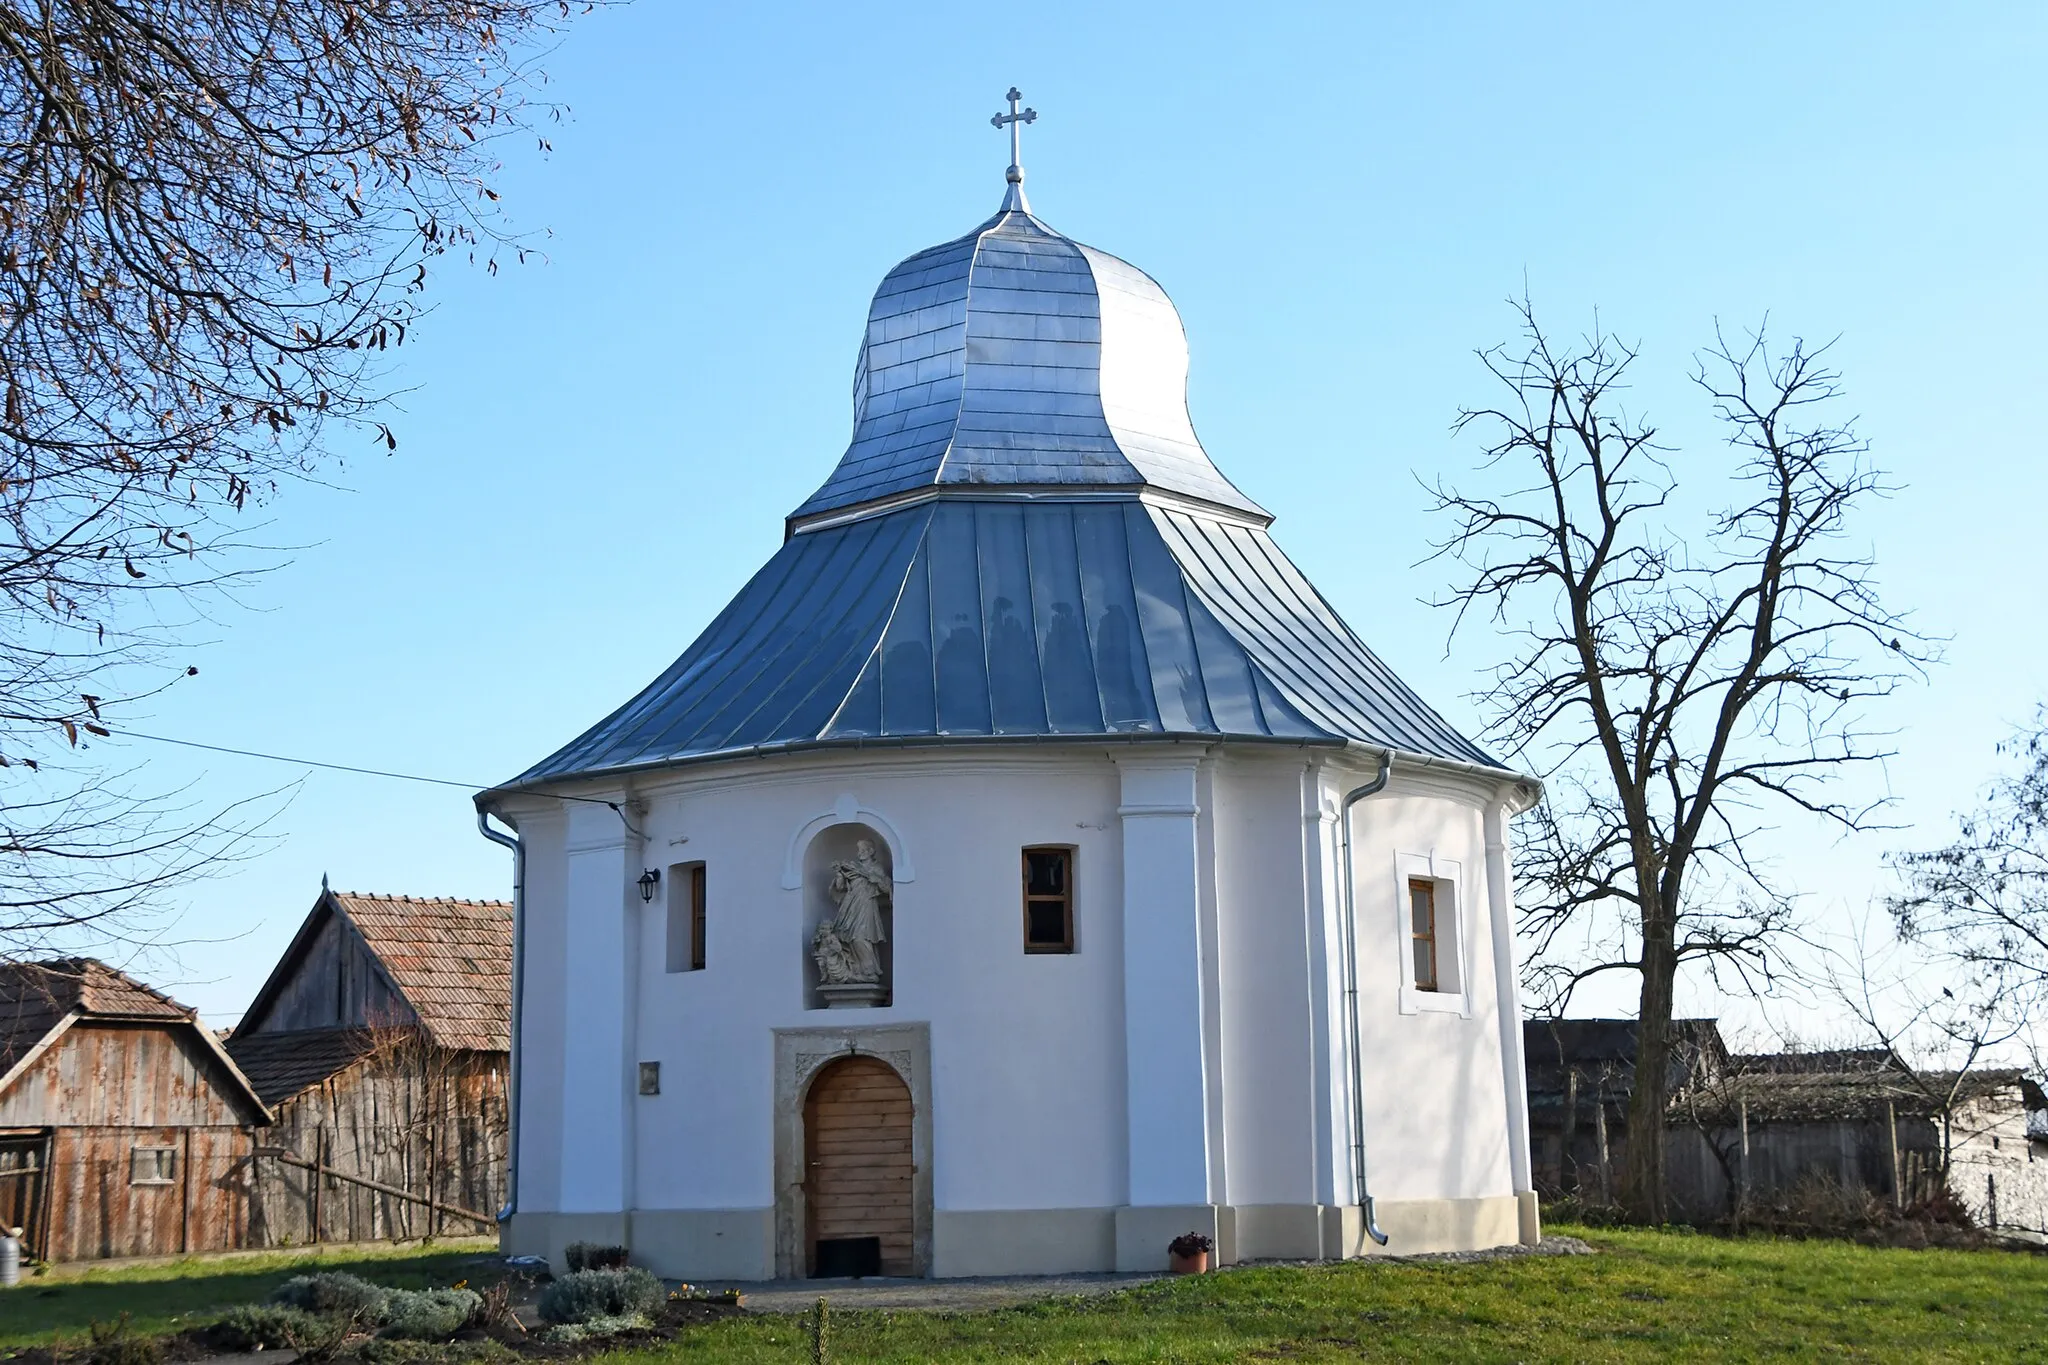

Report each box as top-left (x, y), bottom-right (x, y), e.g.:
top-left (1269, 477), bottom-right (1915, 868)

top-left (1484, 801), bottom-right (1536, 1212)
top-left (560, 799), bottom-right (633, 1213)
top-left (1299, 761), bottom-right (1348, 1211)
top-left (1116, 753), bottom-right (1211, 1208)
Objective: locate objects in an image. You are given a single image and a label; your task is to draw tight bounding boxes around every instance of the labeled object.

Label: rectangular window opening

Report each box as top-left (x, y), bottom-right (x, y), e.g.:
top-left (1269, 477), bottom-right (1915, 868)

top-left (666, 861), bottom-right (707, 973)
top-left (1409, 877), bottom-right (1439, 992)
top-left (130, 1146), bottom-right (176, 1186)
top-left (1023, 846), bottom-right (1075, 953)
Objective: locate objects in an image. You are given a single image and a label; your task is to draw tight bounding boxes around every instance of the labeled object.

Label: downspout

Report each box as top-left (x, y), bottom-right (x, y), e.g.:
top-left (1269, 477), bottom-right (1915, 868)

top-left (477, 808), bottom-right (525, 1224)
top-left (1338, 751), bottom-right (1393, 1246)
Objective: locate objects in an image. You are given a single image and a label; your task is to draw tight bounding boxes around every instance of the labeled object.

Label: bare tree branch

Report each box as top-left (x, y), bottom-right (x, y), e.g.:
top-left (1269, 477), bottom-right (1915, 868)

top-left (1432, 298), bottom-right (1931, 1221)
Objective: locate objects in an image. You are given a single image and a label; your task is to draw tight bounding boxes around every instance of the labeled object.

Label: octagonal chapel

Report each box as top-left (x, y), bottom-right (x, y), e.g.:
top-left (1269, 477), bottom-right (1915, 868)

top-left (480, 108), bottom-right (1541, 1280)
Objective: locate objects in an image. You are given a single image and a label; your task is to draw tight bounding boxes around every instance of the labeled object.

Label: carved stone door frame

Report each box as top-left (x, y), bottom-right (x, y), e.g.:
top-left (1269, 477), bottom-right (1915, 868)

top-left (773, 1023), bottom-right (932, 1278)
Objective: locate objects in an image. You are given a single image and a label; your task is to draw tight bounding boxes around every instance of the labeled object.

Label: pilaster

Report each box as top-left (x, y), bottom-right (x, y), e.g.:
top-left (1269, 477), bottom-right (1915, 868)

top-left (1115, 754), bottom-right (1211, 1209)
top-left (559, 800), bottom-right (633, 1212)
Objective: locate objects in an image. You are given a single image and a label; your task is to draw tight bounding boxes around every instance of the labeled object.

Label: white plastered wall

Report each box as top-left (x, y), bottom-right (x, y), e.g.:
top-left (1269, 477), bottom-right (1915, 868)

top-left (499, 742), bottom-right (1530, 1266)
top-left (1341, 765), bottom-right (1517, 1206)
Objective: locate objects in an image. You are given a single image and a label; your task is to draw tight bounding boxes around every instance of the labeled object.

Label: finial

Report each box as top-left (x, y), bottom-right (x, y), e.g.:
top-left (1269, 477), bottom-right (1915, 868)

top-left (321, 871), bottom-right (329, 893)
top-left (990, 86), bottom-right (1037, 212)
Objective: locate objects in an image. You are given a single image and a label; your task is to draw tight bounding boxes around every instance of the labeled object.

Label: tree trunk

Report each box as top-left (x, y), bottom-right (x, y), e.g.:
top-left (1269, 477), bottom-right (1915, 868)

top-left (1625, 907), bottom-right (1678, 1223)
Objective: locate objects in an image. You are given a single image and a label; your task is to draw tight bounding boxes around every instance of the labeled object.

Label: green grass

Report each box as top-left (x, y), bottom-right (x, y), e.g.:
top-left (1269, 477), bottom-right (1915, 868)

top-left (613, 1226), bottom-right (2048, 1364)
top-left (0, 1237), bottom-right (496, 1349)
top-left (1, 1227), bottom-right (2042, 1362)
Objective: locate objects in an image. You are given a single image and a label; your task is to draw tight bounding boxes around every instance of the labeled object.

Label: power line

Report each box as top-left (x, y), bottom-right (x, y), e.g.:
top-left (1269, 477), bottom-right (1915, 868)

top-left (115, 730), bottom-right (627, 812)
top-left (119, 730), bottom-right (486, 790)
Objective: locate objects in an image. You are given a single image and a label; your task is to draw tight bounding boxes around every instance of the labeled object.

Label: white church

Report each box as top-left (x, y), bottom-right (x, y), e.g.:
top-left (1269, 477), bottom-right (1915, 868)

top-left (479, 94), bottom-right (1541, 1280)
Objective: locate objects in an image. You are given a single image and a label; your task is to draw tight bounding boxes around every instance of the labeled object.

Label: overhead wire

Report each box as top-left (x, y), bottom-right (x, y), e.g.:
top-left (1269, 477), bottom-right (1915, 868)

top-left (114, 729), bottom-right (625, 808)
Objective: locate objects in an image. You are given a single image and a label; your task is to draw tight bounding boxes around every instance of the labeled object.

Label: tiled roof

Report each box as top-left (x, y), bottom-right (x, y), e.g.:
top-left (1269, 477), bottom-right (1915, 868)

top-left (225, 1027), bottom-right (379, 1107)
top-left (333, 893), bottom-right (512, 1052)
top-left (0, 958), bottom-right (192, 1074)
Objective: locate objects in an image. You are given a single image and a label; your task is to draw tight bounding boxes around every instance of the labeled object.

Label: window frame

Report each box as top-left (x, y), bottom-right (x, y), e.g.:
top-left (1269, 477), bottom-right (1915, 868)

top-left (1392, 851), bottom-right (1470, 1017)
top-left (1021, 845), bottom-right (1076, 954)
top-left (1408, 877), bottom-right (1440, 992)
top-left (129, 1145), bottom-right (177, 1186)
top-left (666, 860), bottom-right (707, 973)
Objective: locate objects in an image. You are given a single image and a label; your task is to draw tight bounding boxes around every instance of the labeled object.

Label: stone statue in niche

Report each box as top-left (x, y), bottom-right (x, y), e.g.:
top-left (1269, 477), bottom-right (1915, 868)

top-left (812, 838), bottom-right (891, 1007)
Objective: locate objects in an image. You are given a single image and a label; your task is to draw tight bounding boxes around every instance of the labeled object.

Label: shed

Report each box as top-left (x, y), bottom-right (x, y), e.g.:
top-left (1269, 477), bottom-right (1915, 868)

top-left (227, 887), bottom-right (512, 1244)
top-left (0, 959), bottom-right (269, 1261)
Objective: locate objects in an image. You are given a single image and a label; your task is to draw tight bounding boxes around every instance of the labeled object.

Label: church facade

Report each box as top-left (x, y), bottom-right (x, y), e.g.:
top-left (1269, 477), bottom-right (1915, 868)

top-left (480, 132), bottom-right (1540, 1279)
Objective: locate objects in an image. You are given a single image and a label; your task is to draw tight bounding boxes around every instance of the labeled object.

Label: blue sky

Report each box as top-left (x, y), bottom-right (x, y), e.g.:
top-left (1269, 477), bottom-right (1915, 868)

top-left (93, 2), bottom-right (2043, 1039)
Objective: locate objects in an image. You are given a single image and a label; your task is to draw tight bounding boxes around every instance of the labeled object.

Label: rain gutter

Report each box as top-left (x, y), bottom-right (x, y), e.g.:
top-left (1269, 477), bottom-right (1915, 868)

top-left (1338, 749), bottom-right (1394, 1246)
top-left (476, 809), bottom-right (525, 1224)
top-left (481, 731), bottom-right (1531, 809)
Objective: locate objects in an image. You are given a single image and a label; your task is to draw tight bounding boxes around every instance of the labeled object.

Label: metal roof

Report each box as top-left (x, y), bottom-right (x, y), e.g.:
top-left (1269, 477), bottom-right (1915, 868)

top-left (790, 206), bottom-right (1266, 524)
top-left (507, 499), bottom-right (1499, 786)
top-left (496, 189), bottom-right (1506, 793)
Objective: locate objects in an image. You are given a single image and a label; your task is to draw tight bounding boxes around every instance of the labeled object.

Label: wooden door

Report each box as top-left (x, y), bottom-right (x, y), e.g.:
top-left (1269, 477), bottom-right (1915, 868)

top-left (803, 1056), bottom-right (913, 1276)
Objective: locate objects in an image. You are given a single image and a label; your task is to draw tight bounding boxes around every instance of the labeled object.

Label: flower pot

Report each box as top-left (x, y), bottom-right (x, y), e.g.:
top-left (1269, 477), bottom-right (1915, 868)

top-left (1168, 1250), bottom-right (1210, 1275)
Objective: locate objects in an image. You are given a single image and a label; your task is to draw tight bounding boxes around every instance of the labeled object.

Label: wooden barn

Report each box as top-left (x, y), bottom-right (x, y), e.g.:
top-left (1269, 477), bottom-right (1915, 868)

top-left (226, 887), bottom-right (512, 1245)
top-left (0, 959), bottom-right (270, 1262)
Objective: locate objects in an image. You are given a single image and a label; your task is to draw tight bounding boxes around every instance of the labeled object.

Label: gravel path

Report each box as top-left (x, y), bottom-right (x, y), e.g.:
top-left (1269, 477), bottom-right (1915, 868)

top-left (720, 1236), bottom-right (1597, 1313)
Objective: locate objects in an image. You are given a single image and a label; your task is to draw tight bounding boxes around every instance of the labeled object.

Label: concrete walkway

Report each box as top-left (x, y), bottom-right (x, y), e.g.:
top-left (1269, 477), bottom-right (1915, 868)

top-left (712, 1237), bottom-right (1595, 1313)
top-left (718, 1271), bottom-right (1167, 1312)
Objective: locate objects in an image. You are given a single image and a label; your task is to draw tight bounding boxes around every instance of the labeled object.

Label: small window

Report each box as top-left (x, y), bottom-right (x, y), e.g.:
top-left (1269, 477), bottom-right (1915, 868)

top-left (1409, 878), bottom-right (1439, 992)
top-left (1022, 847), bottom-right (1074, 953)
top-left (130, 1146), bottom-right (176, 1185)
top-left (666, 862), bottom-right (707, 972)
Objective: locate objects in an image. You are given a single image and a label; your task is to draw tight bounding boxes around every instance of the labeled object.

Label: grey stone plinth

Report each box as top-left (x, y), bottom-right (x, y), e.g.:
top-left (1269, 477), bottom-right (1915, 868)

top-left (817, 982), bottom-right (887, 1009)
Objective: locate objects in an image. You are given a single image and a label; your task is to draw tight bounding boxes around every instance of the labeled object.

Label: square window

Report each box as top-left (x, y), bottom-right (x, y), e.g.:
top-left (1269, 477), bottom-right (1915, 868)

top-left (130, 1146), bottom-right (176, 1185)
top-left (1022, 847), bottom-right (1074, 953)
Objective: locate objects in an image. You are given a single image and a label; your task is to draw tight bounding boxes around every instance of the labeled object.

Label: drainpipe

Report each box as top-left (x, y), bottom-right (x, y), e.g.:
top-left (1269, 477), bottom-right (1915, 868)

top-left (477, 808), bottom-right (525, 1224)
top-left (1338, 751), bottom-right (1393, 1246)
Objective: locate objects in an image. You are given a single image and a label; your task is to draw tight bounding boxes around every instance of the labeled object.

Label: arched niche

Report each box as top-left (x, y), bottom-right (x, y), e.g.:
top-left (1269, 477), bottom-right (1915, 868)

top-left (781, 794), bottom-right (916, 890)
top-left (801, 821), bottom-right (893, 1010)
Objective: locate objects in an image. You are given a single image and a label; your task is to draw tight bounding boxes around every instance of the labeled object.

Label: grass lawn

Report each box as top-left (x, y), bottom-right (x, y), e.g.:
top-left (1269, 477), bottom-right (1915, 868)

top-left (0, 1237), bottom-right (497, 1350)
top-left (618, 1226), bottom-right (2047, 1364)
top-left (0, 1227), bottom-right (2042, 1362)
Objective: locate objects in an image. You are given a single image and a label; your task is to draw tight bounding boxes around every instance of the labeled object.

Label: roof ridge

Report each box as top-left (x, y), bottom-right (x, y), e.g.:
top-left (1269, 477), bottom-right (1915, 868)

top-left (331, 891), bottom-right (511, 908)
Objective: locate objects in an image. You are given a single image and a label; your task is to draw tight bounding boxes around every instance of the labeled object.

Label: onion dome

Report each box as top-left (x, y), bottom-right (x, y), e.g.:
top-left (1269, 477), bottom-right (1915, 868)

top-left (790, 203), bottom-right (1264, 526)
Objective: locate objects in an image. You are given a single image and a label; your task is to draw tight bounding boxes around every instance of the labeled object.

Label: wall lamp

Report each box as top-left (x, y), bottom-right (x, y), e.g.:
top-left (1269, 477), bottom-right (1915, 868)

top-left (637, 867), bottom-right (661, 903)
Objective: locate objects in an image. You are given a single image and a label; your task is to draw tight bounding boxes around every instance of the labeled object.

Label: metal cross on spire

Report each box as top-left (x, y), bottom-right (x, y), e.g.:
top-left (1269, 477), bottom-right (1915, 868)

top-left (991, 86), bottom-right (1037, 211)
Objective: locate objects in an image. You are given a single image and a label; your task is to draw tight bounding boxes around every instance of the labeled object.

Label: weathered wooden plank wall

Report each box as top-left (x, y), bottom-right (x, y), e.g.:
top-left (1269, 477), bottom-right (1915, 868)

top-left (0, 1022), bottom-right (261, 1260)
top-left (248, 1051), bottom-right (506, 1246)
top-left (0, 1024), bottom-right (252, 1128)
top-left (40, 1126), bottom-right (252, 1261)
top-left (244, 914), bottom-right (416, 1035)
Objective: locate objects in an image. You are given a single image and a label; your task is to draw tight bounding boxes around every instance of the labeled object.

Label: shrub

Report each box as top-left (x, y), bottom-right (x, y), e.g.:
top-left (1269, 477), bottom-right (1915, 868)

top-left (270, 1270), bottom-right (393, 1320)
top-left (210, 1305), bottom-right (342, 1353)
top-left (357, 1339), bottom-right (520, 1365)
top-left (85, 1316), bottom-right (159, 1365)
top-left (540, 1313), bottom-right (651, 1344)
top-left (379, 1288), bottom-right (483, 1341)
top-left (563, 1241), bottom-right (630, 1272)
top-left (536, 1267), bottom-right (663, 1325)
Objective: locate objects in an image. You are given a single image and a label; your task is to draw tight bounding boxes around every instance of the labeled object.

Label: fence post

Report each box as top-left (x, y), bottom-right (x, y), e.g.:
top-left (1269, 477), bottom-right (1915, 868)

top-left (1738, 1098), bottom-right (1751, 1218)
top-left (1886, 1102), bottom-right (1901, 1211)
top-left (1562, 1068), bottom-right (1580, 1194)
top-left (1594, 1087), bottom-right (1613, 1206)
top-left (428, 1122), bottom-right (441, 1240)
top-left (311, 1128), bottom-right (325, 1244)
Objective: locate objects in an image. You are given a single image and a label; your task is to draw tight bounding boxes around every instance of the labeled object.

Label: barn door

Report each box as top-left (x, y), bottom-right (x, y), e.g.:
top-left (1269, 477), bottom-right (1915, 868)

top-left (803, 1056), bottom-right (913, 1277)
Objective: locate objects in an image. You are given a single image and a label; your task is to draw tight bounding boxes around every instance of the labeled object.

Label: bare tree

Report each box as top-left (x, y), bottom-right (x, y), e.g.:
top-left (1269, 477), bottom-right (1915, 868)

top-left (1888, 714), bottom-right (2048, 1024)
top-left (1432, 299), bottom-right (1928, 1221)
top-left (0, 2), bottom-right (607, 956)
